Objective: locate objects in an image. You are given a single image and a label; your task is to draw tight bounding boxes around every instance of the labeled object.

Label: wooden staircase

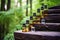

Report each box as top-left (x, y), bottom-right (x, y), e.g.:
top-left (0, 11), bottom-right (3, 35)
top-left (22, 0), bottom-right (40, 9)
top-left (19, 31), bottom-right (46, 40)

top-left (27, 9), bottom-right (60, 32)
top-left (22, 4), bottom-right (60, 32)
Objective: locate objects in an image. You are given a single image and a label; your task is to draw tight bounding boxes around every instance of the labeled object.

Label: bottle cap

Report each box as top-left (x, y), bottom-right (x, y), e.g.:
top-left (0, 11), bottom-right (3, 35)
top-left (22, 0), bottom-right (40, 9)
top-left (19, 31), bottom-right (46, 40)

top-left (23, 24), bottom-right (26, 27)
top-left (37, 9), bottom-right (40, 13)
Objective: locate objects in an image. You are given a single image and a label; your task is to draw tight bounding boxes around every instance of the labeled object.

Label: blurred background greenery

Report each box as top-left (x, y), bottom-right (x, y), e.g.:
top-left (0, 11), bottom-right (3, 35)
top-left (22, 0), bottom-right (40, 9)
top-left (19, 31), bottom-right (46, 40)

top-left (0, 0), bottom-right (60, 40)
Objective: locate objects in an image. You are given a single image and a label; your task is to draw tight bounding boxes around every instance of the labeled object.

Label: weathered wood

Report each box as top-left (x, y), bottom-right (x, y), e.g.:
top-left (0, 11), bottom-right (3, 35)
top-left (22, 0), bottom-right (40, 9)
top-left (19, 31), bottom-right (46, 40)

top-left (14, 31), bottom-right (60, 40)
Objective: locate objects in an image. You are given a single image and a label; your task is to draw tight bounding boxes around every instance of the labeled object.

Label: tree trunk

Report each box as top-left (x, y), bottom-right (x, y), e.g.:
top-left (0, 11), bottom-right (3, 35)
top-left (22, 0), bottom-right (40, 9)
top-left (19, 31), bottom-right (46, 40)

top-left (1, 0), bottom-right (5, 11)
top-left (30, 0), bottom-right (32, 15)
top-left (20, 0), bottom-right (22, 7)
top-left (26, 0), bottom-right (28, 16)
top-left (0, 24), bottom-right (5, 40)
top-left (7, 0), bottom-right (11, 10)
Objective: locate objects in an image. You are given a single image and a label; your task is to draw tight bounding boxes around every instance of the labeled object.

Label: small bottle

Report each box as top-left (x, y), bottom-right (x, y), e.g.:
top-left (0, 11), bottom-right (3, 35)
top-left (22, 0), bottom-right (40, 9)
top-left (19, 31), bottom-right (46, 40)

top-left (44, 5), bottom-right (48, 9)
top-left (41, 6), bottom-right (44, 10)
top-left (30, 16), bottom-right (33, 20)
top-left (22, 24), bottom-right (26, 32)
top-left (25, 27), bottom-right (29, 32)
top-left (37, 9), bottom-right (40, 13)
top-left (26, 20), bottom-right (29, 24)
top-left (41, 16), bottom-right (45, 24)
top-left (33, 13), bottom-right (36, 17)
top-left (22, 27), bottom-right (26, 32)
top-left (30, 25), bottom-right (35, 32)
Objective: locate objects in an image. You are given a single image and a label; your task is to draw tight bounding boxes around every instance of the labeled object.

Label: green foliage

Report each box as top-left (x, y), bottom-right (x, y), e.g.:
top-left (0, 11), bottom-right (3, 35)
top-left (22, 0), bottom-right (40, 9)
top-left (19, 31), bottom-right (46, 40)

top-left (3, 7), bottom-right (30, 40)
top-left (0, 12), bottom-right (13, 40)
top-left (0, 8), bottom-right (25, 40)
top-left (4, 33), bottom-right (14, 40)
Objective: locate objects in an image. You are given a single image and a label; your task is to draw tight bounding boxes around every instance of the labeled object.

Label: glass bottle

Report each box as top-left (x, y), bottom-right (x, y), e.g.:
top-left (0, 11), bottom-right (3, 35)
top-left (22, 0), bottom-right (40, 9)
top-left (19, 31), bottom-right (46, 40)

top-left (22, 24), bottom-right (26, 32)
top-left (41, 16), bottom-right (45, 24)
top-left (30, 25), bottom-right (35, 32)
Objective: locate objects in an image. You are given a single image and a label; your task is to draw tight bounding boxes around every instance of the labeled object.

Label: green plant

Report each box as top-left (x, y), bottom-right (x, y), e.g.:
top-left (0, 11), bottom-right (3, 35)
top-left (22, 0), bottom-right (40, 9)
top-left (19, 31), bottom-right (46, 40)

top-left (0, 8), bottom-right (24, 40)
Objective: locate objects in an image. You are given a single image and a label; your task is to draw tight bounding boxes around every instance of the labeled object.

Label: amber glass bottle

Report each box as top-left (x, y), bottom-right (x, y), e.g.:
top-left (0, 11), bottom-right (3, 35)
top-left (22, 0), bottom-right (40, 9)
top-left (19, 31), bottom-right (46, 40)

top-left (22, 24), bottom-right (26, 32)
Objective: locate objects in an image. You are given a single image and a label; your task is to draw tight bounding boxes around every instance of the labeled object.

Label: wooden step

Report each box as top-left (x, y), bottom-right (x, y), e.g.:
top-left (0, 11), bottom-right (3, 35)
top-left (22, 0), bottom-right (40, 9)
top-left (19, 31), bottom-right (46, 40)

top-left (30, 23), bottom-right (60, 25)
top-left (30, 15), bottom-right (60, 24)
top-left (45, 15), bottom-right (60, 23)
top-left (49, 6), bottom-right (60, 9)
top-left (43, 9), bottom-right (60, 14)
top-left (44, 14), bottom-right (60, 16)
top-left (29, 23), bottom-right (60, 31)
